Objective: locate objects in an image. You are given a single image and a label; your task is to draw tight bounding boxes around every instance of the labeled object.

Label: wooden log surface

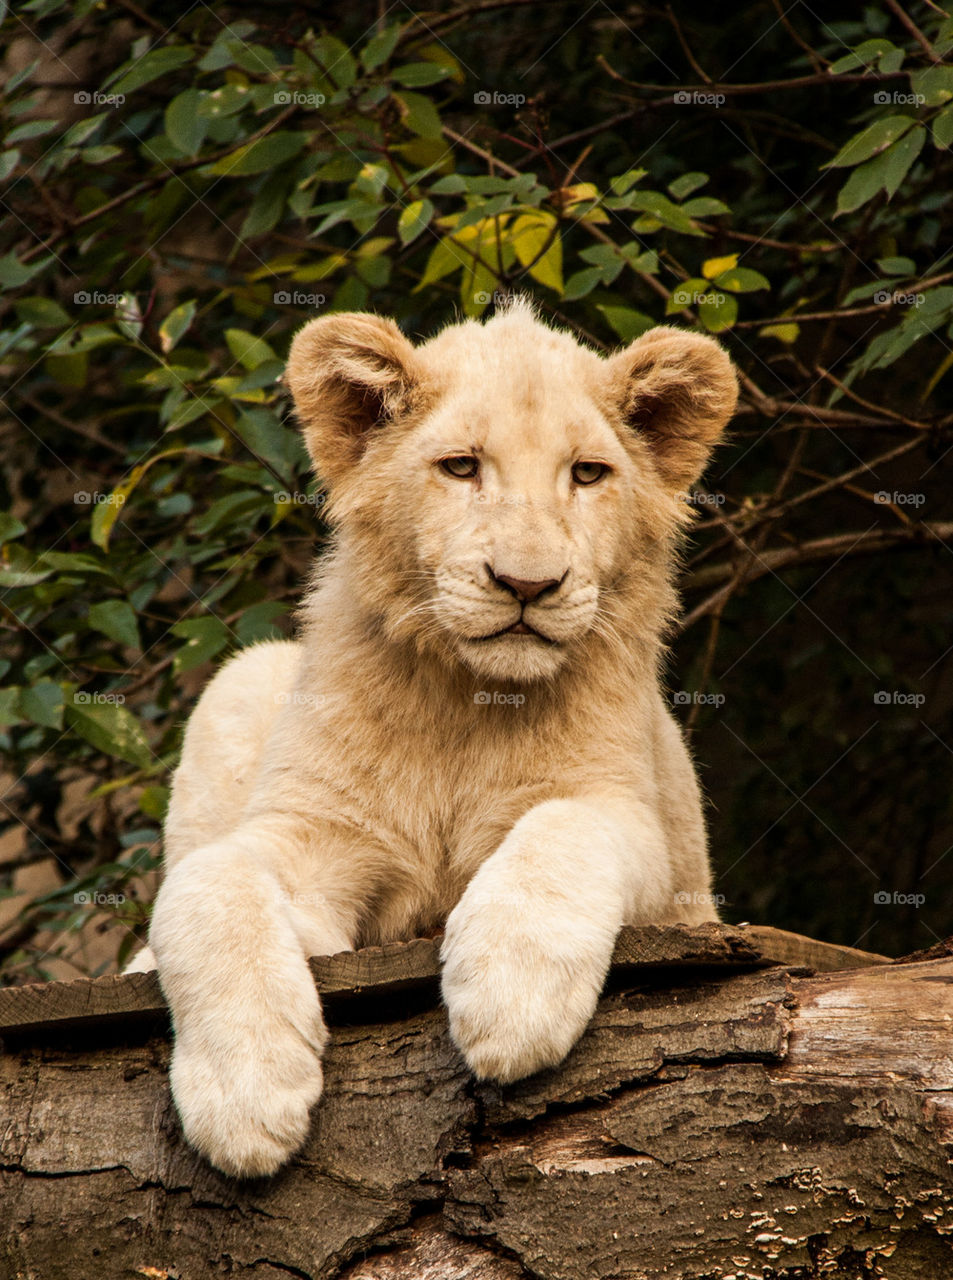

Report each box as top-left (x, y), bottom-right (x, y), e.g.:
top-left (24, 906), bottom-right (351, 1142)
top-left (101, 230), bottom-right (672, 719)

top-left (0, 921), bottom-right (887, 1038)
top-left (2, 925), bottom-right (951, 1280)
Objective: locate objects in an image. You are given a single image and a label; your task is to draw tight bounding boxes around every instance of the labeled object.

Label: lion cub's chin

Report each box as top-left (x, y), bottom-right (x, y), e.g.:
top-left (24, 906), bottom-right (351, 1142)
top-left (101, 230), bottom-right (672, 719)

top-left (454, 631), bottom-right (569, 684)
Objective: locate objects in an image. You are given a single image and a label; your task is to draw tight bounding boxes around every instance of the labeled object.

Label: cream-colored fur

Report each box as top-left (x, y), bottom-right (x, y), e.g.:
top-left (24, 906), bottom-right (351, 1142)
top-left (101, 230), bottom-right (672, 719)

top-left (139, 300), bottom-right (737, 1178)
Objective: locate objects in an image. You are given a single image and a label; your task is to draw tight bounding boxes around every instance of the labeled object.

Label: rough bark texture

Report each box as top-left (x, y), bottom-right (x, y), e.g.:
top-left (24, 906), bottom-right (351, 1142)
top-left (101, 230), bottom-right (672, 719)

top-left (0, 925), bottom-right (950, 1280)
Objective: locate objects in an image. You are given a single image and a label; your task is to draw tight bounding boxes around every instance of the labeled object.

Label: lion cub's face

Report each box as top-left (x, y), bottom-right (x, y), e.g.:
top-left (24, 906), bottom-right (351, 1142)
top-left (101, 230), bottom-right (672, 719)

top-left (286, 302), bottom-right (737, 684)
top-left (389, 340), bottom-right (638, 682)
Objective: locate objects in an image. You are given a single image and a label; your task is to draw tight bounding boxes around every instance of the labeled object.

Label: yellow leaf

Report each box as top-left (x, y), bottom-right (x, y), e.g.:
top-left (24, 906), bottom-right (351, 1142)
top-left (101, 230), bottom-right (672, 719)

top-left (561, 182), bottom-right (609, 223)
top-left (759, 322), bottom-right (800, 344)
top-left (702, 253), bottom-right (739, 280)
top-left (509, 213), bottom-right (563, 294)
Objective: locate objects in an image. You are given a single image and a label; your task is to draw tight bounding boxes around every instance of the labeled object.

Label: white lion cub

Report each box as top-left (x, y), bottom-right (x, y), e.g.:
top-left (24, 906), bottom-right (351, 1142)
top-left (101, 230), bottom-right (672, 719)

top-left (133, 300), bottom-right (737, 1177)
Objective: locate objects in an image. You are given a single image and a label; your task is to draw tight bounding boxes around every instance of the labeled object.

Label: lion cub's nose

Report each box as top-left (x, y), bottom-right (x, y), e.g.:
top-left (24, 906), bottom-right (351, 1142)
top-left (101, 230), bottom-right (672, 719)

top-left (488, 568), bottom-right (563, 602)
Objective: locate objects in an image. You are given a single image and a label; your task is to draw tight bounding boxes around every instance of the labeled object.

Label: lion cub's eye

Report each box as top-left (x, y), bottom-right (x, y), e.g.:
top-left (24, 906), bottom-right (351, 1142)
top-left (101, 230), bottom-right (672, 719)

top-left (438, 455), bottom-right (479, 479)
top-left (572, 461), bottom-right (610, 486)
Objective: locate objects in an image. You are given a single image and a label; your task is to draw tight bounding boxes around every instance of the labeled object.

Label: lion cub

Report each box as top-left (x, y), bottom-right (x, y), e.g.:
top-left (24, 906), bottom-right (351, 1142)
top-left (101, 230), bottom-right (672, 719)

top-left (135, 300), bottom-right (737, 1177)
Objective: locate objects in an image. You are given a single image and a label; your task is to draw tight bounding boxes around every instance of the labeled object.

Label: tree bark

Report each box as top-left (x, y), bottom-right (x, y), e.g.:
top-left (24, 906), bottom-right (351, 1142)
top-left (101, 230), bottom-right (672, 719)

top-left (1, 923), bottom-right (951, 1280)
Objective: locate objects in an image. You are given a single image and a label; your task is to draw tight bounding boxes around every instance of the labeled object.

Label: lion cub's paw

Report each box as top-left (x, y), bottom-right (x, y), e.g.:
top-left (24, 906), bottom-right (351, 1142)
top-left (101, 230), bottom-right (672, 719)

top-left (440, 896), bottom-right (612, 1084)
top-left (169, 1013), bottom-right (326, 1178)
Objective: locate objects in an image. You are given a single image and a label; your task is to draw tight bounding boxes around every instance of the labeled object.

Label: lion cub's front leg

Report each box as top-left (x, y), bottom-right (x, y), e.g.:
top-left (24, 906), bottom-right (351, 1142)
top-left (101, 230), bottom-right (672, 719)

top-left (149, 819), bottom-right (353, 1178)
top-left (440, 797), bottom-right (670, 1082)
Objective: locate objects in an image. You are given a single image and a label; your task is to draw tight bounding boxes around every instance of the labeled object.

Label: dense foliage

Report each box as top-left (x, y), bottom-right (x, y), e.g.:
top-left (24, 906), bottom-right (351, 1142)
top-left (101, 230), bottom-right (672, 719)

top-left (1, 0), bottom-right (951, 979)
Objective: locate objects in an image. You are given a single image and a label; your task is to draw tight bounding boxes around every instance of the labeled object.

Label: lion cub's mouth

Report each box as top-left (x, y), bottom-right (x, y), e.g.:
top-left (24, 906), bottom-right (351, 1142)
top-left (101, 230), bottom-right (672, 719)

top-left (475, 618), bottom-right (556, 643)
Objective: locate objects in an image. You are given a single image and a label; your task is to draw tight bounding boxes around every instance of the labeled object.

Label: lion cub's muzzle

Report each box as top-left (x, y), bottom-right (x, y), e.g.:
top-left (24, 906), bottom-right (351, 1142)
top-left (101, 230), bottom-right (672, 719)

top-left (476, 564), bottom-right (569, 642)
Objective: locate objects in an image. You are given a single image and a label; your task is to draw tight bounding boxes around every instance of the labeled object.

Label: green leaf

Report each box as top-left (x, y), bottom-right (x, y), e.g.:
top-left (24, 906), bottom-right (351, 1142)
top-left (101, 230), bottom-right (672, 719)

top-left (0, 251), bottom-right (51, 288)
top-left (198, 21), bottom-right (257, 71)
top-left (108, 45), bottom-right (194, 96)
top-left (563, 267), bottom-right (604, 300)
top-left (609, 168), bottom-right (647, 195)
top-left (397, 197), bottom-right (435, 245)
top-left (165, 88), bottom-right (207, 155)
top-left (89, 599), bottom-right (141, 650)
top-left (361, 23), bottom-right (402, 71)
top-left (933, 103), bottom-right (953, 149)
top-left (14, 296), bottom-right (70, 328)
top-left (415, 235), bottom-right (466, 289)
top-left (597, 305), bottom-right (655, 343)
top-left (697, 291), bottom-right (738, 333)
top-left (61, 113), bottom-right (107, 147)
top-left (159, 299), bottom-right (197, 353)
top-left (192, 489), bottom-right (265, 536)
top-left (19, 680), bottom-right (64, 730)
top-left (835, 127), bottom-right (926, 214)
top-left (828, 38), bottom-right (899, 75)
top-left (667, 171), bottom-right (708, 200)
top-left (235, 601), bottom-right (287, 645)
top-left (396, 91), bottom-right (442, 139)
top-left (666, 278), bottom-right (710, 315)
top-left (312, 35), bottom-right (357, 89)
top-left (225, 328), bottom-right (277, 370)
top-left (0, 512), bottom-right (26, 545)
top-left (713, 266), bottom-right (770, 293)
top-left (0, 150), bottom-right (20, 181)
top-left (628, 191), bottom-right (701, 235)
top-left (875, 256), bottom-right (915, 276)
top-left (66, 697), bottom-right (153, 768)
top-left (880, 125), bottom-right (926, 198)
top-left (429, 174), bottom-right (467, 195)
top-left (208, 131), bottom-right (306, 177)
top-left (681, 196), bottom-right (730, 218)
top-left (824, 115), bottom-right (916, 169)
top-left (6, 119), bottom-right (57, 143)
top-left (233, 408), bottom-right (306, 476)
top-left (0, 688), bottom-right (22, 727)
top-left (392, 63), bottom-right (451, 87)
top-left (81, 144), bottom-right (122, 166)
top-left (910, 65), bottom-right (953, 108)
top-left (171, 616), bottom-right (230, 674)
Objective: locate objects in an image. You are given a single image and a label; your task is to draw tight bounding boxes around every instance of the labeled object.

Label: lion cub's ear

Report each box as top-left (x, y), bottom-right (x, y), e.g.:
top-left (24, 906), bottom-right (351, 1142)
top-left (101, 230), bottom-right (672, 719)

top-left (606, 327), bottom-right (738, 490)
top-left (285, 312), bottom-right (422, 484)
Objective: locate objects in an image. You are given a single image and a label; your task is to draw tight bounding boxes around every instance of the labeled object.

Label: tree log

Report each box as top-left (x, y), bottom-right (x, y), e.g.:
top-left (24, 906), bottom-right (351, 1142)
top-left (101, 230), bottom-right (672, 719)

top-left (1, 924), bottom-right (950, 1280)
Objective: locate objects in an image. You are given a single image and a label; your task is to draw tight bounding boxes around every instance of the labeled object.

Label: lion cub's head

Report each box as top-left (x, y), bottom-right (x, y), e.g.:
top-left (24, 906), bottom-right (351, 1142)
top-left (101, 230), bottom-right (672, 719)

top-left (286, 301), bottom-right (737, 684)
